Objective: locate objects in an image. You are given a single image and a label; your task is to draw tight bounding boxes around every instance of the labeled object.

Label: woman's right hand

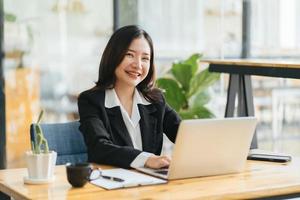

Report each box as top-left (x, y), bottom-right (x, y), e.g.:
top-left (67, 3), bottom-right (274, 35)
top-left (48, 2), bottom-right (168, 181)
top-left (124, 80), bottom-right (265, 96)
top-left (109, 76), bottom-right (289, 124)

top-left (145, 155), bottom-right (171, 169)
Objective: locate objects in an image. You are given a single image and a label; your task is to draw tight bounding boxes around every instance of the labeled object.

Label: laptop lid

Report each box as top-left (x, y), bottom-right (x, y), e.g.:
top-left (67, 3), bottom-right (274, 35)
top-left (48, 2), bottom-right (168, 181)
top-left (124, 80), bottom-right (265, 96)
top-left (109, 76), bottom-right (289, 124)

top-left (135, 117), bottom-right (257, 180)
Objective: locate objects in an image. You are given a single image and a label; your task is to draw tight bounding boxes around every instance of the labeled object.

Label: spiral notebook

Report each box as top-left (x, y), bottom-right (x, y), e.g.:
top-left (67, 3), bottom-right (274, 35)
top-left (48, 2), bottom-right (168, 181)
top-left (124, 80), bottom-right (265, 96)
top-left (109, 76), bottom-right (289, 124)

top-left (90, 168), bottom-right (167, 190)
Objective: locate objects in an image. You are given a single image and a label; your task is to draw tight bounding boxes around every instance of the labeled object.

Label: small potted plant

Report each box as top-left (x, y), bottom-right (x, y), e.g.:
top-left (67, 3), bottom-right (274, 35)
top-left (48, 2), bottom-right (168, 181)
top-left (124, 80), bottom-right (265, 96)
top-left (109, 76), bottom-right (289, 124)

top-left (24, 110), bottom-right (57, 184)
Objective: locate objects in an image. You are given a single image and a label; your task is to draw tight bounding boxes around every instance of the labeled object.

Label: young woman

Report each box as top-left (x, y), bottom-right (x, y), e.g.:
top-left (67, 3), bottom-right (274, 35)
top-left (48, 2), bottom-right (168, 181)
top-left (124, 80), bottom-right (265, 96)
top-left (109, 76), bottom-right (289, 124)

top-left (78, 25), bottom-right (181, 169)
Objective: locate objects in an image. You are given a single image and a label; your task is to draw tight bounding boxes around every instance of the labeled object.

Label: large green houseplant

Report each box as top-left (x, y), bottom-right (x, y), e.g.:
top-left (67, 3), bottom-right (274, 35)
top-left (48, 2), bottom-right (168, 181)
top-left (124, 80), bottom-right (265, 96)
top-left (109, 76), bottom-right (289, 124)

top-left (156, 53), bottom-right (220, 119)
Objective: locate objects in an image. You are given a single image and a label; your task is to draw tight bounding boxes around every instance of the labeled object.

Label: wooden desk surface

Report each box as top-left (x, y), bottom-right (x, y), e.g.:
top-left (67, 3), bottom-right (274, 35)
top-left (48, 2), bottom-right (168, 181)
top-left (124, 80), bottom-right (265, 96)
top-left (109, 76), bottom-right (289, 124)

top-left (202, 59), bottom-right (300, 69)
top-left (203, 59), bottom-right (300, 79)
top-left (1, 160), bottom-right (300, 200)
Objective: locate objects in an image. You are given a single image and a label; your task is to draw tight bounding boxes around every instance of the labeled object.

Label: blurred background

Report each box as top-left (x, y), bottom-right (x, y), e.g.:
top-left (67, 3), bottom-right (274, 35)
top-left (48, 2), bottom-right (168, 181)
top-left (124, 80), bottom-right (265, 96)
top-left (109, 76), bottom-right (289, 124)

top-left (2, 0), bottom-right (300, 168)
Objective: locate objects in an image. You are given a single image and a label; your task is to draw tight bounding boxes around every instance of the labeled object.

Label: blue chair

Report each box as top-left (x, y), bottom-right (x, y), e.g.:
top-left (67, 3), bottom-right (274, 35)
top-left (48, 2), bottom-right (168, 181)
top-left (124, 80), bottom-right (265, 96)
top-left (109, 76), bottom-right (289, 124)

top-left (30, 121), bottom-right (87, 165)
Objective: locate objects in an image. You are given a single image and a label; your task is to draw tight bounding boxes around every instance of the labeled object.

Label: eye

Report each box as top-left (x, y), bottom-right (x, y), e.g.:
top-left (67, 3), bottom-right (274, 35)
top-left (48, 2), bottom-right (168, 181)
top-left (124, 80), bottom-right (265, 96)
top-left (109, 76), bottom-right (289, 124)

top-left (142, 57), bottom-right (150, 62)
top-left (125, 52), bottom-right (134, 58)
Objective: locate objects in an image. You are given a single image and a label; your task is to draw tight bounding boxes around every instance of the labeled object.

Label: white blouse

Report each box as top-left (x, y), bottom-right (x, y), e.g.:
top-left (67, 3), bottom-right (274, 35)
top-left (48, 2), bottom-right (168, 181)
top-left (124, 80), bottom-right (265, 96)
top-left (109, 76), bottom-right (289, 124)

top-left (105, 89), bottom-right (154, 167)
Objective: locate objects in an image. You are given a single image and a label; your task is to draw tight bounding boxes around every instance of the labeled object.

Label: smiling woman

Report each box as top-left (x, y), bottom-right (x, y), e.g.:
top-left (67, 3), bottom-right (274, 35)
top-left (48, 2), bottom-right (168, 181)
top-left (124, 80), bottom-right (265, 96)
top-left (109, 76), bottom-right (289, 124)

top-left (77, 25), bottom-right (181, 169)
top-left (114, 37), bottom-right (151, 95)
top-left (114, 37), bottom-right (151, 116)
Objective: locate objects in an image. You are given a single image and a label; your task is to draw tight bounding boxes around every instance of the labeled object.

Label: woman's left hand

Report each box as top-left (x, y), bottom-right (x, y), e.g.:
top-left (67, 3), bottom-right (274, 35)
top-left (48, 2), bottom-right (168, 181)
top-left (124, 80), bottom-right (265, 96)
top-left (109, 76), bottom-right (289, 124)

top-left (144, 155), bottom-right (171, 169)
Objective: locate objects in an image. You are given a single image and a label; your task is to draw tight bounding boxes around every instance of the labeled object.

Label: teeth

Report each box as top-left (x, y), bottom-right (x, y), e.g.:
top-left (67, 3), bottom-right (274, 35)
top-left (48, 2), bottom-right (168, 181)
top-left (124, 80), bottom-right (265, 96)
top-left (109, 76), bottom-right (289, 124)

top-left (127, 71), bottom-right (140, 76)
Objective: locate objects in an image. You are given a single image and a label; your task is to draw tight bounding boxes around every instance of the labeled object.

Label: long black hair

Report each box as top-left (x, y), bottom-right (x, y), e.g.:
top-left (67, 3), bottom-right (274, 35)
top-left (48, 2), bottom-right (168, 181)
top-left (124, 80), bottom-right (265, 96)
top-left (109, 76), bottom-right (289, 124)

top-left (96, 25), bottom-right (161, 102)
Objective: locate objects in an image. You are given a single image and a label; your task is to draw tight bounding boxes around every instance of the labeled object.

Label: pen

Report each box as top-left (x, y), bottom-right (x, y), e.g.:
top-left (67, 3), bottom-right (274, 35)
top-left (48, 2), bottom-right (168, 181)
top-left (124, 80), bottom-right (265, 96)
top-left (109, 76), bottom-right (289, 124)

top-left (101, 175), bottom-right (124, 182)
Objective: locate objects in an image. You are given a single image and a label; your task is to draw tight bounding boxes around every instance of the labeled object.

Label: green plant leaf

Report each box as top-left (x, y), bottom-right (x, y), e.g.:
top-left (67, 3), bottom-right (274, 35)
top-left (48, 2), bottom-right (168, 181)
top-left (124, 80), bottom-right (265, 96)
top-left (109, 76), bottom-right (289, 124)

top-left (37, 110), bottom-right (44, 124)
top-left (157, 53), bottom-right (218, 119)
top-left (182, 53), bottom-right (202, 68)
top-left (4, 13), bottom-right (17, 22)
top-left (179, 106), bottom-right (214, 119)
top-left (171, 53), bottom-right (202, 92)
top-left (171, 63), bottom-right (196, 92)
top-left (189, 91), bottom-right (210, 108)
top-left (188, 68), bottom-right (220, 97)
top-left (156, 78), bottom-right (187, 111)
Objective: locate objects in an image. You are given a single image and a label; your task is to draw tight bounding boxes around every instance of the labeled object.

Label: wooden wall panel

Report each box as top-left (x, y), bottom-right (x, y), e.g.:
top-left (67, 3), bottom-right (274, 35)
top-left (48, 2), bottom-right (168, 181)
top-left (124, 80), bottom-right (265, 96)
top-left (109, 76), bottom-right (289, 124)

top-left (5, 68), bottom-right (40, 168)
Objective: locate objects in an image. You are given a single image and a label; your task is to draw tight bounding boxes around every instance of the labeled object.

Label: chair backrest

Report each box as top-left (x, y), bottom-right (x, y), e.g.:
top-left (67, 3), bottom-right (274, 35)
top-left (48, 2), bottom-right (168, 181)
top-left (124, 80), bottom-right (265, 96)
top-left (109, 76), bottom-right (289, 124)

top-left (30, 121), bottom-right (87, 165)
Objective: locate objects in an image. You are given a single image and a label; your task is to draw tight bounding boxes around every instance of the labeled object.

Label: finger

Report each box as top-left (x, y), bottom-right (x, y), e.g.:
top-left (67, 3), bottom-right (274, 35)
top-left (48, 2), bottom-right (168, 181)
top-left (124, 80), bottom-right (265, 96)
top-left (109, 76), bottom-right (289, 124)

top-left (162, 157), bottom-right (170, 165)
top-left (158, 158), bottom-right (170, 168)
top-left (162, 156), bottom-right (171, 162)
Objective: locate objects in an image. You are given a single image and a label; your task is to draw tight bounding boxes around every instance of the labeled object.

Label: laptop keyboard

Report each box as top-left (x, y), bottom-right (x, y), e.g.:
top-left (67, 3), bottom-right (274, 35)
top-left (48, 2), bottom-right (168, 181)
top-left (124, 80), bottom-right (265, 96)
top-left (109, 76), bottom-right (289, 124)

top-left (154, 169), bottom-right (169, 175)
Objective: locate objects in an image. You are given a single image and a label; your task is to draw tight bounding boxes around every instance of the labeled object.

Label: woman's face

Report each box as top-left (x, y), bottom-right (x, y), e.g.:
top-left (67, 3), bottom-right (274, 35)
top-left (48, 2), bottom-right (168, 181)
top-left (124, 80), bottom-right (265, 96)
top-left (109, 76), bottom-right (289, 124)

top-left (115, 37), bottom-right (151, 89)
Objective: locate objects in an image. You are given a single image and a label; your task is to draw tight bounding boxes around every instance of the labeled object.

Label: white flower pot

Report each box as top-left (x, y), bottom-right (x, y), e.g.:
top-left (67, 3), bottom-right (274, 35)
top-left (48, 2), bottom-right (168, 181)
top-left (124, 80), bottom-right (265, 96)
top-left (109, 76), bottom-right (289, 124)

top-left (25, 150), bottom-right (57, 180)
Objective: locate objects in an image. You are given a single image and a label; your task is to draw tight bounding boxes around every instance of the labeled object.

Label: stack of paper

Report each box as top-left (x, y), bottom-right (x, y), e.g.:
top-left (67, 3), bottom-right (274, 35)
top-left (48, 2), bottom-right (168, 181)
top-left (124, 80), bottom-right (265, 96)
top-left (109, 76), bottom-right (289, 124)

top-left (90, 168), bottom-right (167, 190)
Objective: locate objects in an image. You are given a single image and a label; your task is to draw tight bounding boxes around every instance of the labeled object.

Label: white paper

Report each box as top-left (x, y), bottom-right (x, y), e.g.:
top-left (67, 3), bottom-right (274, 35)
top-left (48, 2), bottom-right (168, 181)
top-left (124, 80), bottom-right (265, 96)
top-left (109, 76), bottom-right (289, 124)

top-left (90, 168), bottom-right (167, 190)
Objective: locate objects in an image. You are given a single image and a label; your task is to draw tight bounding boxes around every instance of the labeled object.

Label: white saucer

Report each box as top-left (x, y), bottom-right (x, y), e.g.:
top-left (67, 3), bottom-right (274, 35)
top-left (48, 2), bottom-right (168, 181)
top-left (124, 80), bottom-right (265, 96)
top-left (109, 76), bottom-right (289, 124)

top-left (23, 176), bottom-right (55, 184)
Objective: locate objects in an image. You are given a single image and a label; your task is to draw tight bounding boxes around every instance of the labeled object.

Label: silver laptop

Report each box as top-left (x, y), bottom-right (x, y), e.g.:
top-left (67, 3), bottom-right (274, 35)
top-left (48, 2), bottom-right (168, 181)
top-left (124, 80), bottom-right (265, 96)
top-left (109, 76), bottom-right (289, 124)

top-left (135, 117), bottom-right (257, 180)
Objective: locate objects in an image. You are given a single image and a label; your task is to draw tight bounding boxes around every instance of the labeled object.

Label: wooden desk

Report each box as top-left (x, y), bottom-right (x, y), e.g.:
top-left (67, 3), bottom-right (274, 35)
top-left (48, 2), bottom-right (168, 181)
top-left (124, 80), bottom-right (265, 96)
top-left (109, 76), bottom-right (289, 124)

top-left (1, 160), bottom-right (300, 199)
top-left (203, 59), bottom-right (300, 149)
top-left (204, 59), bottom-right (300, 78)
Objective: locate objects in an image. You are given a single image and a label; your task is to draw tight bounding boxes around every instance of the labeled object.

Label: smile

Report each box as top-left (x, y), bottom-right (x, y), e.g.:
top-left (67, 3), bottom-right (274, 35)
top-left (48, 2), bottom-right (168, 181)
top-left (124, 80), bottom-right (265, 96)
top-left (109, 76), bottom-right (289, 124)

top-left (126, 71), bottom-right (141, 77)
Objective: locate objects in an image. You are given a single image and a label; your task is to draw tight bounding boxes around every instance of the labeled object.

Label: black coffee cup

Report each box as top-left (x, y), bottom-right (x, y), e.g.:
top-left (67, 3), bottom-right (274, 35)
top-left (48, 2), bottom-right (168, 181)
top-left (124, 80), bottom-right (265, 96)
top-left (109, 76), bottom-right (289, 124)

top-left (66, 163), bottom-right (95, 187)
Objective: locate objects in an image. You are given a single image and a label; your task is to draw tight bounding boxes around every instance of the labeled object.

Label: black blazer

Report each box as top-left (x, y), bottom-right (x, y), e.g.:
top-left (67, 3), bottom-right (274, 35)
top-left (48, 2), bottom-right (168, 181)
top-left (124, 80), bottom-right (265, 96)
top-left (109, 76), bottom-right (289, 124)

top-left (77, 87), bottom-right (181, 168)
